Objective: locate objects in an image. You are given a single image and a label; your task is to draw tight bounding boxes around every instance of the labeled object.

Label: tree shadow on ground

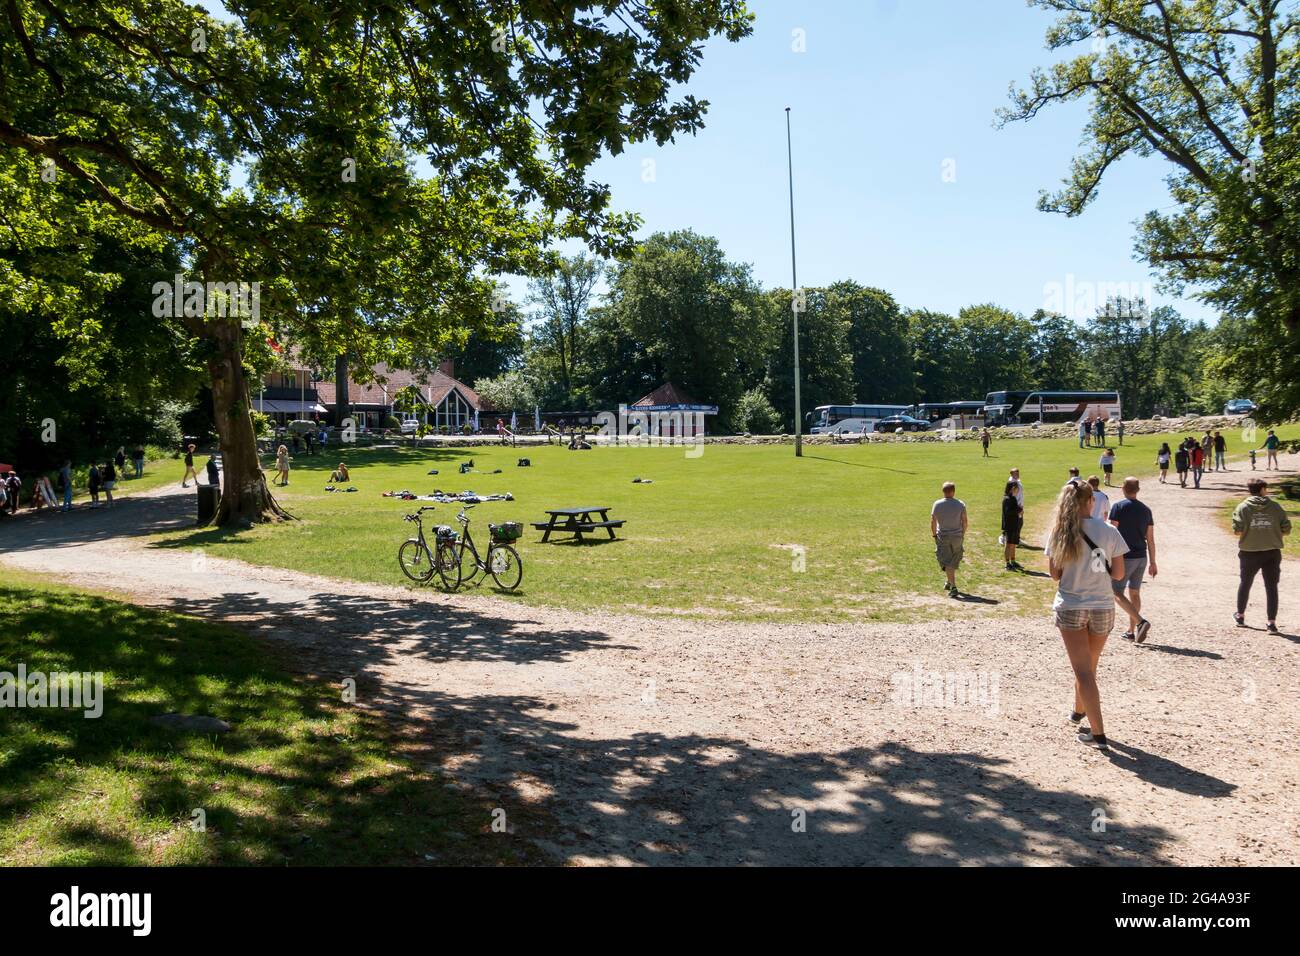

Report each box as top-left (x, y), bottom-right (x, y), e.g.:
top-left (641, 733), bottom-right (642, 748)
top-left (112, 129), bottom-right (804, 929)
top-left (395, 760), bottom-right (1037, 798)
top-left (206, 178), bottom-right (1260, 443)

top-left (369, 684), bottom-right (1192, 866)
top-left (155, 588), bottom-right (627, 667)
top-left (0, 582), bottom-right (545, 866)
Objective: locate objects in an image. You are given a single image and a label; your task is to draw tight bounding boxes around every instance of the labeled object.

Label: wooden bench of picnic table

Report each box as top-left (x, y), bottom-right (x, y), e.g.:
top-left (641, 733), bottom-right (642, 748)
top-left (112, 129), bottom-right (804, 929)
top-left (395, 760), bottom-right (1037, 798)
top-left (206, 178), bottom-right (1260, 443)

top-left (533, 507), bottom-right (625, 542)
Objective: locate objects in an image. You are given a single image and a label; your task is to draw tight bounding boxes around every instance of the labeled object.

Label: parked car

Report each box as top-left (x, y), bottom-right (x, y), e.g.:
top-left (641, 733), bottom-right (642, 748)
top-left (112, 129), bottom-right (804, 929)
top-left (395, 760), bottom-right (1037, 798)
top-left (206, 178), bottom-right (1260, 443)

top-left (874, 414), bottom-right (931, 433)
top-left (399, 415), bottom-right (420, 435)
top-left (1224, 398), bottom-right (1257, 416)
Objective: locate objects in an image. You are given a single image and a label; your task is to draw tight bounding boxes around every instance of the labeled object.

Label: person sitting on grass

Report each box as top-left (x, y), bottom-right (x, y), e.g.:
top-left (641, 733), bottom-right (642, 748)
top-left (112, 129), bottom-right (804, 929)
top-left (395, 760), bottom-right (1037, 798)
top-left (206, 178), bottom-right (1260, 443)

top-left (330, 462), bottom-right (350, 483)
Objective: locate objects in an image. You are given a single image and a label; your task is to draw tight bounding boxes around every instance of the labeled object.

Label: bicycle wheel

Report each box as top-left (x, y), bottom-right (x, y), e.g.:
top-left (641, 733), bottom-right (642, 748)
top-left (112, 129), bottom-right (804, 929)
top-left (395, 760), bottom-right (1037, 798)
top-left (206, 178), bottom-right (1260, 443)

top-left (488, 544), bottom-right (523, 591)
top-left (436, 540), bottom-right (462, 590)
top-left (398, 539), bottom-right (434, 583)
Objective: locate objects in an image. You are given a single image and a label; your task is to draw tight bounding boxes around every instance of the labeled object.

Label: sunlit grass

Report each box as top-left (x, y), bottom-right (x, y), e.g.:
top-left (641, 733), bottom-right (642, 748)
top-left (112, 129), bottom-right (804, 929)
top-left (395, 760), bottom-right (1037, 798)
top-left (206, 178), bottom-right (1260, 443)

top-left (150, 423), bottom-right (1299, 623)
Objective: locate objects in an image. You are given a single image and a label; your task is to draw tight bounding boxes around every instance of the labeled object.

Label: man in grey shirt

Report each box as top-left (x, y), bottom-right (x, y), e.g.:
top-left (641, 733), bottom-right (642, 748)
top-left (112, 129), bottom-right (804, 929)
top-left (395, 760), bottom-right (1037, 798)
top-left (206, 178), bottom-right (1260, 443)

top-left (930, 481), bottom-right (969, 597)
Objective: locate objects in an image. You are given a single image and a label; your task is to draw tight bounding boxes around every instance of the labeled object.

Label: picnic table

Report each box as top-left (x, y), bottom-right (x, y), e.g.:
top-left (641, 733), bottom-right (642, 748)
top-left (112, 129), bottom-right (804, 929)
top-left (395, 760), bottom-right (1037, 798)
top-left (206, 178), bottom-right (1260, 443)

top-left (532, 507), bottom-right (625, 542)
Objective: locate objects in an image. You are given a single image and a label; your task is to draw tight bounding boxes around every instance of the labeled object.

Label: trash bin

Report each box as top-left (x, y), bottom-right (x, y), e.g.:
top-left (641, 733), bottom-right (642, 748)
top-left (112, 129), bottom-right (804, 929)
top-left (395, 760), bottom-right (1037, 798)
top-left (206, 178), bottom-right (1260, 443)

top-left (197, 484), bottom-right (219, 525)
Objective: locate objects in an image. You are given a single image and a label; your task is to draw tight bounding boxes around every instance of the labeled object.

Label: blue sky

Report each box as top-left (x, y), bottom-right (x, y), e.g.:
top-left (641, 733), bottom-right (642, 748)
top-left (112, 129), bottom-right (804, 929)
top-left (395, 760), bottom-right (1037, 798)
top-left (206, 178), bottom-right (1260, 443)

top-left (503, 0), bottom-right (1210, 322)
top-left (198, 0), bottom-right (1209, 323)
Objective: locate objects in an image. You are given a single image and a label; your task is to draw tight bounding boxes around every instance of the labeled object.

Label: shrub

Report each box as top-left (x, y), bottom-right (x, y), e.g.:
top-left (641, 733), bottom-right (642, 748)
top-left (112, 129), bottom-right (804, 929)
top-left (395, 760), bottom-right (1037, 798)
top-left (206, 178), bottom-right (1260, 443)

top-left (732, 388), bottom-right (781, 435)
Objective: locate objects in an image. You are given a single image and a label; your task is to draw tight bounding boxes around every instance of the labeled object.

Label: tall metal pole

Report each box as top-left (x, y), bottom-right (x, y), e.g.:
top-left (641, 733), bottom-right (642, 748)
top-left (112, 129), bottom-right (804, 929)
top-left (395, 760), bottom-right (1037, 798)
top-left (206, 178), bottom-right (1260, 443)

top-left (785, 107), bottom-right (803, 458)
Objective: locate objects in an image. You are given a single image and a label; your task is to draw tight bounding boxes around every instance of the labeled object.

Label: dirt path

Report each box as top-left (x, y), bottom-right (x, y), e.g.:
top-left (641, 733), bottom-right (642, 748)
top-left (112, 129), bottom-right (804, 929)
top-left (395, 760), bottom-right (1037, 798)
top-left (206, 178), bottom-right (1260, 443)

top-left (2, 457), bottom-right (1297, 865)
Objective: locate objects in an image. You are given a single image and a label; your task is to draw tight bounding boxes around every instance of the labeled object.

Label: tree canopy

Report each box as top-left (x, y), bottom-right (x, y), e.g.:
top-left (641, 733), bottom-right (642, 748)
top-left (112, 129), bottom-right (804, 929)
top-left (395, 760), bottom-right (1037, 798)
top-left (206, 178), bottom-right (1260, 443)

top-left (1000, 0), bottom-right (1299, 418)
top-left (0, 0), bottom-right (754, 521)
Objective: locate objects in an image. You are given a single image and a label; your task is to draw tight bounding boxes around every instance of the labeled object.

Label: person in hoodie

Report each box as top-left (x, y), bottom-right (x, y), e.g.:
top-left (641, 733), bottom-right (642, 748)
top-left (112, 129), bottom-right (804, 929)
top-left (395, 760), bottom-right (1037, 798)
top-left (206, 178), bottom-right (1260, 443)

top-left (1232, 478), bottom-right (1291, 634)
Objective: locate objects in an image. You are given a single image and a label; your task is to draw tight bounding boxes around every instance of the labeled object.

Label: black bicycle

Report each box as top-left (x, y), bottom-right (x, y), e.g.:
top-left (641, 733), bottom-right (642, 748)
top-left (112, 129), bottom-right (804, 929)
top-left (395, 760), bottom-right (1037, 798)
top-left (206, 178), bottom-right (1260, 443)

top-left (439, 504), bottom-right (524, 591)
top-left (397, 506), bottom-right (460, 584)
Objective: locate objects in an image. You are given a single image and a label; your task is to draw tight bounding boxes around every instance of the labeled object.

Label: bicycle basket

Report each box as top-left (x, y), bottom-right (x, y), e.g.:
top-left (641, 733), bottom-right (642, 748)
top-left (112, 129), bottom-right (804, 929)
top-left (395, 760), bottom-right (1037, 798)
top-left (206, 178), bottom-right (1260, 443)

top-left (434, 524), bottom-right (458, 541)
top-left (489, 521), bottom-right (523, 542)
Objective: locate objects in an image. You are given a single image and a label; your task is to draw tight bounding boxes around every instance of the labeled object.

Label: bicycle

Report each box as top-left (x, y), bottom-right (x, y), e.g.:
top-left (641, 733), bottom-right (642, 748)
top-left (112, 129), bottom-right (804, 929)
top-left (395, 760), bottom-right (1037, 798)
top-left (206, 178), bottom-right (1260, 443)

top-left (439, 504), bottom-right (524, 591)
top-left (397, 506), bottom-right (460, 584)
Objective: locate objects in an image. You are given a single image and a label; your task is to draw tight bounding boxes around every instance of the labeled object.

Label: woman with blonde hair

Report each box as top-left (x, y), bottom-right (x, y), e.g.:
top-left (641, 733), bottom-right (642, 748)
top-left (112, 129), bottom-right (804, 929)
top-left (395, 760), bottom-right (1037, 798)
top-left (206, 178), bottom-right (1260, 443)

top-left (275, 444), bottom-right (291, 486)
top-left (1044, 478), bottom-right (1131, 748)
top-left (329, 462), bottom-right (349, 483)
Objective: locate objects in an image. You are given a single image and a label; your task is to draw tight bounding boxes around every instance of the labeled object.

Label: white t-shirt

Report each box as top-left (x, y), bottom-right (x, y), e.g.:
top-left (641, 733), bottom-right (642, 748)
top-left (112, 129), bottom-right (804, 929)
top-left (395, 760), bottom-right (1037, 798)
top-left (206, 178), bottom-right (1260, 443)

top-left (1009, 478), bottom-right (1024, 509)
top-left (1046, 517), bottom-right (1128, 610)
top-left (1091, 489), bottom-right (1109, 521)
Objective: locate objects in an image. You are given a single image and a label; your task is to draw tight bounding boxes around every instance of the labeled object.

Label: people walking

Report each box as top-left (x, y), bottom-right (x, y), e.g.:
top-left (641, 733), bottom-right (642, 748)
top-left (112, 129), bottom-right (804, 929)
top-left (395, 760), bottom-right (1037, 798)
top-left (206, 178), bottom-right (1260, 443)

top-left (1263, 430), bottom-right (1280, 470)
top-left (1116, 420), bottom-right (1125, 446)
top-left (59, 460), bottom-right (73, 511)
top-left (1213, 431), bottom-right (1227, 471)
top-left (1078, 418), bottom-right (1088, 449)
top-left (981, 428), bottom-right (991, 457)
top-left (1191, 440), bottom-right (1206, 489)
top-left (1157, 442), bottom-right (1171, 483)
top-left (101, 459), bottom-right (116, 508)
top-left (132, 445), bottom-right (145, 479)
top-left (1108, 478), bottom-right (1157, 643)
top-left (1045, 478), bottom-right (1131, 749)
top-left (181, 443), bottom-right (198, 487)
top-left (87, 463), bottom-right (101, 508)
top-left (114, 446), bottom-right (127, 478)
top-left (275, 444), bottom-right (290, 486)
top-left (1174, 441), bottom-right (1190, 487)
top-left (930, 481), bottom-right (968, 597)
top-left (1087, 475), bottom-right (1109, 520)
top-left (1099, 447), bottom-right (1116, 487)
top-left (1001, 480), bottom-right (1023, 571)
top-left (1095, 416), bottom-right (1106, 447)
top-left (4, 470), bottom-right (20, 514)
top-left (1232, 479), bottom-right (1291, 634)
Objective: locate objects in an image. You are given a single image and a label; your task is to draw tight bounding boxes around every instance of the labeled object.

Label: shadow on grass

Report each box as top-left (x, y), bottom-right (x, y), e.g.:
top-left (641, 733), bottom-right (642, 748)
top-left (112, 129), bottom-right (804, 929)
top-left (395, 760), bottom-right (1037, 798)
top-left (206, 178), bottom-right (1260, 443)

top-left (803, 455), bottom-right (919, 476)
top-left (0, 582), bottom-right (546, 866)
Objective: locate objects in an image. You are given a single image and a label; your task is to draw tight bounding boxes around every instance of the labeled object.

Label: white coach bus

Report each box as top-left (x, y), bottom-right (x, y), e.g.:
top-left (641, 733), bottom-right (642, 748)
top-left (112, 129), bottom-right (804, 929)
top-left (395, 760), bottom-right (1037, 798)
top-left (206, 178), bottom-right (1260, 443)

top-left (983, 390), bottom-right (1121, 427)
top-left (808, 404), bottom-right (913, 435)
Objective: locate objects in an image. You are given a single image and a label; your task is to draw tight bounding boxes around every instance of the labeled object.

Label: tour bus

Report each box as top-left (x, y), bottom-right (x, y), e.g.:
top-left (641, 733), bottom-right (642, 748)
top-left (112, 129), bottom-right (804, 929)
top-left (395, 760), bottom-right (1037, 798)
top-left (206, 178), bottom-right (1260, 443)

top-left (808, 404), bottom-right (913, 435)
top-left (983, 390), bottom-right (1121, 427)
top-left (911, 401), bottom-right (986, 430)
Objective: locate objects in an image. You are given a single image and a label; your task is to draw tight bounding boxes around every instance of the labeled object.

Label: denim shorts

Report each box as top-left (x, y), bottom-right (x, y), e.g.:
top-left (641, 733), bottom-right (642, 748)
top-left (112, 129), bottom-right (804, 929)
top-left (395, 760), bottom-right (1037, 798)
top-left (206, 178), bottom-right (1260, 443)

top-left (1110, 556), bottom-right (1147, 593)
top-left (1054, 607), bottom-right (1116, 634)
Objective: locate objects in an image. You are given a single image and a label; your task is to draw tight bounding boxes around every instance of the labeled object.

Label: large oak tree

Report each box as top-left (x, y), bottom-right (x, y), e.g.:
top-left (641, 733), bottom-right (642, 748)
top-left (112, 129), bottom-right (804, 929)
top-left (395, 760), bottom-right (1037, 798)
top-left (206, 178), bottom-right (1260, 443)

top-left (1000, 0), bottom-right (1299, 419)
top-left (0, 0), bottom-right (753, 522)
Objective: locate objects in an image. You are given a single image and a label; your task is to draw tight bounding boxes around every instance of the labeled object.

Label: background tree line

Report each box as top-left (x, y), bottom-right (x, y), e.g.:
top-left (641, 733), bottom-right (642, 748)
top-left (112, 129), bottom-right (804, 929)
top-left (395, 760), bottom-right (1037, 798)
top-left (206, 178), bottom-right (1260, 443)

top-left (474, 229), bottom-right (1250, 433)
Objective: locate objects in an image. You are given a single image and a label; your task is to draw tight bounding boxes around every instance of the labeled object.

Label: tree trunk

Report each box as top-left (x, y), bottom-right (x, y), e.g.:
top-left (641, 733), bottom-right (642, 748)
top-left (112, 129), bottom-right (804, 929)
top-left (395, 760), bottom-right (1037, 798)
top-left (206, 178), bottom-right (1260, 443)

top-left (334, 353), bottom-right (350, 427)
top-left (206, 320), bottom-right (291, 526)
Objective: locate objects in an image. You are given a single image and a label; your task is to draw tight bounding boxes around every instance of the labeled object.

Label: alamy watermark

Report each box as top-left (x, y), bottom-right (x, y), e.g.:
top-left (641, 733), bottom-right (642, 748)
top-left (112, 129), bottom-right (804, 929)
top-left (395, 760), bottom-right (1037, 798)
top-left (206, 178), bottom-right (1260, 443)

top-left (152, 274), bottom-right (261, 328)
top-left (890, 661), bottom-right (1000, 715)
top-left (1042, 275), bottom-right (1155, 322)
top-left (596, 404), bottom-right (708, 459)
top-left (1, 664), bottom-right (103, 718)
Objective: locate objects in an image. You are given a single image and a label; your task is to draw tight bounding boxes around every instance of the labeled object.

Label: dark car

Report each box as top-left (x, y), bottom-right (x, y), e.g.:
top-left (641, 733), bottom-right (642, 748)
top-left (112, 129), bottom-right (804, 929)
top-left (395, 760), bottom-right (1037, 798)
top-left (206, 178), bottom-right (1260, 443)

top-left (1223, 398), bottom-right (1256, 416)
top-left (875, 414), bottom-right (931, 433)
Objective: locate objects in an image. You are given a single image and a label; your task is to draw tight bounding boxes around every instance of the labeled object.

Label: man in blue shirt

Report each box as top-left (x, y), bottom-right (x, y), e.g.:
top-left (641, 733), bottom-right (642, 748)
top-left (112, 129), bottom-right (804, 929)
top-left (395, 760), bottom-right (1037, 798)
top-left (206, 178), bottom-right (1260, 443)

top-left (1108, 477), bottom-right (1158, 642)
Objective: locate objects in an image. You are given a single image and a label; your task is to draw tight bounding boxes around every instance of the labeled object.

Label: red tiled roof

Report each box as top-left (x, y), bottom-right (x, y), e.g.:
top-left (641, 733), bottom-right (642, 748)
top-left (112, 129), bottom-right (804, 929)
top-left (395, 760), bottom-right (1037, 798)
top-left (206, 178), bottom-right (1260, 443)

top-left (632, 382), bottom-right (698, 407)
top-left (313, 362), bottom-right (483, 410)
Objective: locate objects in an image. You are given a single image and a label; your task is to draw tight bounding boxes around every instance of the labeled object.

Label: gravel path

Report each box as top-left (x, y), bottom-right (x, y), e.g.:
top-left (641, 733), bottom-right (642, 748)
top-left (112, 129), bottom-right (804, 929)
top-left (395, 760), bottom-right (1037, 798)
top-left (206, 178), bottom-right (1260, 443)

top-left (2, 457), bottom-right (1297, 865)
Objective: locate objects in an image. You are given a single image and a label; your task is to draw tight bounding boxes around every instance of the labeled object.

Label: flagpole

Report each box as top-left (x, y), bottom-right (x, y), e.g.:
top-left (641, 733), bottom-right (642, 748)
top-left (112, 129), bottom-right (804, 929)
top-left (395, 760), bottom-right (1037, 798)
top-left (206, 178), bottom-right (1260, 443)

top-left (785, 107), bottom-right (803, 458)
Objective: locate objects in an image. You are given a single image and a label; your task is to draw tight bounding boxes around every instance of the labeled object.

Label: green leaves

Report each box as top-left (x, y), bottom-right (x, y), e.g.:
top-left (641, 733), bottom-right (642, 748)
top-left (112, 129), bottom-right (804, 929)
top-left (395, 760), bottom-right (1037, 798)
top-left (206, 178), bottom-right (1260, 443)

top-left (1004, 0), bottom-right (1300, 419)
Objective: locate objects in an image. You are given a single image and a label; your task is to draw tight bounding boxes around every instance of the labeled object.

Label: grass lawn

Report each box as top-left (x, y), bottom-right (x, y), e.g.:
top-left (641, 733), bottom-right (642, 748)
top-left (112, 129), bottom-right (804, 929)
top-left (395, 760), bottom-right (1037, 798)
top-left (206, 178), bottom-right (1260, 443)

top-left (0, 570), bottom-right (543, 865)
top-left (149, 424), bottom-right (1300, 624)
